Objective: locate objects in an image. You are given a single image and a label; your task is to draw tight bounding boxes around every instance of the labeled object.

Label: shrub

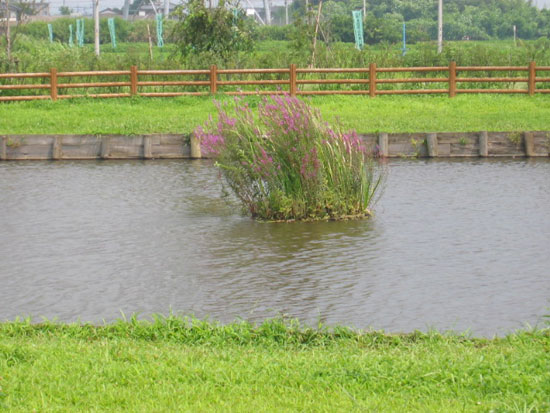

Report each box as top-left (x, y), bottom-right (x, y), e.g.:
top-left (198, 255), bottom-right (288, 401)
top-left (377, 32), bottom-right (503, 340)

top-left (256, 25), bottom-right (292, 41)
top-left (195, 96), bottom-right (383, 221)
top-left (171, 0), bottom-right (256, 65)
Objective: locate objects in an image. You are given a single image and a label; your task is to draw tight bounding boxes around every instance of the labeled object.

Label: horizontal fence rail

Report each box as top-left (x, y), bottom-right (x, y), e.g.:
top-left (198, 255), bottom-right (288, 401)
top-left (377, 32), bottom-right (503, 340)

top-left (1, 62), bottom-right (550, 102)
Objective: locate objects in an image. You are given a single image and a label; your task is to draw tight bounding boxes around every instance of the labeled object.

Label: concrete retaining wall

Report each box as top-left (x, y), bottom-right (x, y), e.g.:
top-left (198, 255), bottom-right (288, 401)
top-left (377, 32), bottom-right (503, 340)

top-left (0, 134), bottom-right (190, 161)
top-left (1, 132), bottom-right (549, 161)
top-left (360, 131), bottom-right (550, 158)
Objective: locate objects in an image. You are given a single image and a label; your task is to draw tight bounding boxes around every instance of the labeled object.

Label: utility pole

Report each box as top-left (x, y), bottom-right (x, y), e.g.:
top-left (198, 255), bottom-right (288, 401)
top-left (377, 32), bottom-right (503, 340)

top-left (285, 0), bottom-right (288, 25)
top-left (93, 0), bottom-right (100, 56)
top-left (122, 0), bottom-right (129, 20)
top-left (164, 0), bottom-right (169, 18)
top-left (437, 0), bottom-right (443, 54)
top-left (263, 0), bottom-right (271, 25)
top-left (363, 0), bottom-right (366, 21)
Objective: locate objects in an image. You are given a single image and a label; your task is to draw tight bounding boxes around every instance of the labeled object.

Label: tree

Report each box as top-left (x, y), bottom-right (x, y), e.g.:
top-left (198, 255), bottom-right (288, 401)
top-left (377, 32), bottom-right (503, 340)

top-left (59, 5), bottom-right (71, 15)
top-left (171, 0), bottom-right (256, 64)
top-left (289, 0), bottom-right (550, 44)
top-left (2, 0), bottom-right (37, 63)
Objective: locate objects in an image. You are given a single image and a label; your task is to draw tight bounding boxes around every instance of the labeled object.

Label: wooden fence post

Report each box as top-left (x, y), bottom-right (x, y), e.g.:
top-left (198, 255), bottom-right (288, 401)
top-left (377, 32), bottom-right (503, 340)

top-left (50, 68), bottom-right (58, 101)
top-left (52, 136), bottom-right (62, 160)
top-left (528, 61), bottom-right (536, 96)
top-left (426, 133), bottom-right (438, 157)
top-left (210, 65), bottom-right (218, 95)
top-left (143, 135), bottom-right (152, 159)
top-left (524, 131), bottom-right (535, 157)
top-left (190, 134), bottom-right (202, 159)
top-left (130, 65), bottom-right (138, 96)
top-left (378, 132), bottom-right (388, 157)
top-left (100, 137), bottom-right (110, 159)
top-left (289, 64), bottom-right (297, 97)
top-left (369, 63), bottom-right (377, 97)
top-left (479, 131), bottom-right (489, 157)
top-left (0, 137), bottom-right (6, 161)
top-left (448, 61), bottom-right (457, 98)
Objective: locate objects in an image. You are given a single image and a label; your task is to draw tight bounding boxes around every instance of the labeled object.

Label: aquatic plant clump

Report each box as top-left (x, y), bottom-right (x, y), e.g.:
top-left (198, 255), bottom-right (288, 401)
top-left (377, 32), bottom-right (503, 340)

top-left (194, 95), bottom-right (383, 221)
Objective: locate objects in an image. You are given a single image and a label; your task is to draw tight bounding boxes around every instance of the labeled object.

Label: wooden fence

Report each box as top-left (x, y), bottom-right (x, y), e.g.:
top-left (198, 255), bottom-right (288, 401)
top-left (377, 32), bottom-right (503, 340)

top-left (1, 62), bottom-right (550, 102)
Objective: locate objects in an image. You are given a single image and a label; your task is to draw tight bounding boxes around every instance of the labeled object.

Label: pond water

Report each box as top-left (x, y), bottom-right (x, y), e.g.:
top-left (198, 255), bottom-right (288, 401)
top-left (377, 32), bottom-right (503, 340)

top-left (1, 159), bottom-right (549, 336)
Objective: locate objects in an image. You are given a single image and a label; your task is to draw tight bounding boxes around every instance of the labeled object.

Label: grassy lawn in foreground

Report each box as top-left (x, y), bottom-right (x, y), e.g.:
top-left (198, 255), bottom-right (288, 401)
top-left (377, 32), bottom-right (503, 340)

top-left (0, 318), bottom-right (549, 412)
top-left (1, 94), bottom-right (550, 135)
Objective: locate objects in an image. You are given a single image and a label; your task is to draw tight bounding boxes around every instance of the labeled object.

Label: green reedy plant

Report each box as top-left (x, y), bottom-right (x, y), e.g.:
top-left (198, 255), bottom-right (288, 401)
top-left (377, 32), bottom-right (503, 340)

top-left (508, 131), bottom-right (522, 146)
top-left (5, 138), bottom-right (23, 148)
top-left (195, 95), bottom-right (383, 221)
top-left (403, 137), bottom-right (425, 158)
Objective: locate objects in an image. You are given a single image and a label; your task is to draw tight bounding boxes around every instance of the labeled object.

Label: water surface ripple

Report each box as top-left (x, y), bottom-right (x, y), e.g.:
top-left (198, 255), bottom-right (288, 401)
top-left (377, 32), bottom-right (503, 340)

top-left (1, 159), bottom-right (549, 336)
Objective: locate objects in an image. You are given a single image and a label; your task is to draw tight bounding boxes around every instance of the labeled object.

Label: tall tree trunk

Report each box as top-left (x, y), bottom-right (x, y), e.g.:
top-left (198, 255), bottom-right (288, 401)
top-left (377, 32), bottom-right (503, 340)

top-left (94, 0), bottom-right (100, 56)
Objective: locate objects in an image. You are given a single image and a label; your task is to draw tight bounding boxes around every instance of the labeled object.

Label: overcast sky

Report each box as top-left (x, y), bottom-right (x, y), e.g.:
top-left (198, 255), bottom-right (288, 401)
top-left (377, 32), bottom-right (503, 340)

top-left (50, 0), bottom-right (550, 16)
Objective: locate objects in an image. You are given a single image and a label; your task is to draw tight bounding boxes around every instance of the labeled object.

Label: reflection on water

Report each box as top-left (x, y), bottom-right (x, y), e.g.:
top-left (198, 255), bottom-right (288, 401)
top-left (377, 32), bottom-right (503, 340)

top-left (1, 158), bottom-right (549, 336)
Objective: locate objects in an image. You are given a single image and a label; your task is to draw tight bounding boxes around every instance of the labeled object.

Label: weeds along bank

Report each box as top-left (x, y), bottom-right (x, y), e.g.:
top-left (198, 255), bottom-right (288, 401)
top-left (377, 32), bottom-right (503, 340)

top-left (3, 36), bottom-right (550, 74)
top-left (0, 317), bottom-right (549, 411)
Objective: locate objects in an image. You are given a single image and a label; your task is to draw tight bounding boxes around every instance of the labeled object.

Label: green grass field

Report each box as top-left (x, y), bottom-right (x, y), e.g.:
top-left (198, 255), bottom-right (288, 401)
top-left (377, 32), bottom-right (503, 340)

top-left (2, 94), bottom-right (550, 135)
top-left (1, 317), bottom-right (549, 412)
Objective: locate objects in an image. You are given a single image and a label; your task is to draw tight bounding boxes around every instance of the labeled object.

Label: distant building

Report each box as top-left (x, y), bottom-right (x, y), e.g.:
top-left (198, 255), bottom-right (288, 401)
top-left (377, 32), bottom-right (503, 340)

top-left (136, 2), bottom-right (178, 18)
top-left (100, 8), bottom-right (122, 17)
top-left (205, 0), bottom-right (288, 6)
top-left (0, 3), bottom-right (20, 22)
top-left (130, 0), bottom-right (292, 22)
top-left (8, 2), bottom-right (50, 17)
top-left (245, 0), bottom-right (288, 6)
top-left (1, 2), bottom-right (49, 22)
top-left (244, 0), bottom-right (292, 25)
top-left (32, 2), bottom-right (50, 16)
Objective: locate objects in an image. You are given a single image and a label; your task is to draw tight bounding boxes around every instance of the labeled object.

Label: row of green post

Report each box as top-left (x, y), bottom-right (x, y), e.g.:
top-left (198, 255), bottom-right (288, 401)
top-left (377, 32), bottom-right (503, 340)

top-left (47, 15), bottom-right (165, 49)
